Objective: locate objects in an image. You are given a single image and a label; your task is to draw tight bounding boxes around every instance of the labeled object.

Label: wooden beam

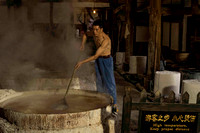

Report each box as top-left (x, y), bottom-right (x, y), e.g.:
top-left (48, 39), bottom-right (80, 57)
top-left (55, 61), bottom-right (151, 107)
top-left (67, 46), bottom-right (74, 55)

top-left (123, 0), bottom-right (136, 69)
top-left (147, 0), bottom-right (161, 77)
top-left (162, 7), bottom-right (192, 16)
top-left (72, 2), bottom-right (110, 8)
top-left (161, 0), bottom-right (200, 15)
top-left (113, 4), bottom-right (125, 14)
top-left (109, 0), bottom-right (118, 56)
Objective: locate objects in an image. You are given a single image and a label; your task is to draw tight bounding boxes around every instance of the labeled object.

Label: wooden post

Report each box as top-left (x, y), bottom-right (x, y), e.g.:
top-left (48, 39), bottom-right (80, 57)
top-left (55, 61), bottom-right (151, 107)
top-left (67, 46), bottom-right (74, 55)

top-left (140, 89), bottom-right (147, 102)
top-left (121, 87), bottom-right (132, 133)
top-left (110, 0), bottom-right (118, 56)
top-left (124, 0), bottom-right (131, 71)
top-left (196, 92), bottom-right (200, 104)
top-left (154, 91), bottom-right (161, 103)
top-left (167, 91), bottom-right (175, 103)
top-left (147, 0), bottom-right (161, 77)
top-left (182, 92), bottom-right (189, 104)
top-left (130, 0), bottom-right (137, 56)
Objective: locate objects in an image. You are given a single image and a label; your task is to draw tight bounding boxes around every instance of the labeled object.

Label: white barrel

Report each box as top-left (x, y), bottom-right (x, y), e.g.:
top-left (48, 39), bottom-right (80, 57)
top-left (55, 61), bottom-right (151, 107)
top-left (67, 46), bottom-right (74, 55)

top-left (154, 71), bottom-right (181, 98)
top-left (182, 79), bottom-right (200, 103)
top-left (129, 56), bottom-right (147, 74)
top-left (115, 52), bottom-right (125, 69)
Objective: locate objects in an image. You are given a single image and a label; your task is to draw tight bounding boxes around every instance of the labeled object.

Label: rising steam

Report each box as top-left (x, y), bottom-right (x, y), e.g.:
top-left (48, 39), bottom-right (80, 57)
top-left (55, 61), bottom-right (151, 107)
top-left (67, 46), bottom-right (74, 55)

top-left (0, 1), bottom-right (89, 90)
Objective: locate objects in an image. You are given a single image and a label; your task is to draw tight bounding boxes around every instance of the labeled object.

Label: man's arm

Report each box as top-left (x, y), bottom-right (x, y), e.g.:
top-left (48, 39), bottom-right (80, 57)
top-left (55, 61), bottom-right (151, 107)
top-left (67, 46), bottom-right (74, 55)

top-left (80, 34), bottom-right (87, 51)
top-left (75, 38), bottom-right (109, 69)
top-left (80, 30), bottom-right (93, 50)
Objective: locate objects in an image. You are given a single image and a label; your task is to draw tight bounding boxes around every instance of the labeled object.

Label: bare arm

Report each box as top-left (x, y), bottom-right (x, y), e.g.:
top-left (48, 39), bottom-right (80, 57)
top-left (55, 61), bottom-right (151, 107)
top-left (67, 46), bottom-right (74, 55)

top-left (80, 34), bottom-right (87, 51)
top-left (80, 31), bottom-right (93, 50)
top-left (75, 38), bottom-right (109, 69)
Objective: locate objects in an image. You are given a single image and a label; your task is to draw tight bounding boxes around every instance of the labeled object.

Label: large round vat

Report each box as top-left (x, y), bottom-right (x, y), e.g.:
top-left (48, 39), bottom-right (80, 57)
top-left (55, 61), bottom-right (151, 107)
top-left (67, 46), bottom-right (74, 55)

top-left (0, 89), bottom-right (112, 133)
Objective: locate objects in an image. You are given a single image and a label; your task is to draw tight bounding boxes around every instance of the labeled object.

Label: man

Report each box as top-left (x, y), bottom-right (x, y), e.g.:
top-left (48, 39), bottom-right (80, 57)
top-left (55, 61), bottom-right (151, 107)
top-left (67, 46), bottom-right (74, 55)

top-left (75, 20), bottom-right (118, 115)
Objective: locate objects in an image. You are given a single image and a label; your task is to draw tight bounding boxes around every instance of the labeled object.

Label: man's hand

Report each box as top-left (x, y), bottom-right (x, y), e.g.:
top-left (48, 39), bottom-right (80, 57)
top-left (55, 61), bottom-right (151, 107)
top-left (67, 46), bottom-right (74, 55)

top-left (75, 61), bottom-right (83, 70)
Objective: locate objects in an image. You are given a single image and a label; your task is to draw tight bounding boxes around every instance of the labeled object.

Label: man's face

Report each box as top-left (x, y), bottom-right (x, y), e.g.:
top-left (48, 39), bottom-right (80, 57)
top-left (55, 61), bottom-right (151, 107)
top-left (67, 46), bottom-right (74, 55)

top-left (93, 25), bottom-right (103, 37)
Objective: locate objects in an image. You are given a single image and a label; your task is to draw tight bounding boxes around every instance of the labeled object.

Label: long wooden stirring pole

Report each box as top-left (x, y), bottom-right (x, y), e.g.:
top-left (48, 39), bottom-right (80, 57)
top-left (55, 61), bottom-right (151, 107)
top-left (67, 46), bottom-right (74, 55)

top-left (64, 52), bottom-right (81, 104)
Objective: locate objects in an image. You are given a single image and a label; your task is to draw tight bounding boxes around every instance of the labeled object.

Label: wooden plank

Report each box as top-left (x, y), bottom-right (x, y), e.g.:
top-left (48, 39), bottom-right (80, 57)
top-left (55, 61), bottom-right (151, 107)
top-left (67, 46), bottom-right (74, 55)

top-left (131, 102), bottom-right (200, 112)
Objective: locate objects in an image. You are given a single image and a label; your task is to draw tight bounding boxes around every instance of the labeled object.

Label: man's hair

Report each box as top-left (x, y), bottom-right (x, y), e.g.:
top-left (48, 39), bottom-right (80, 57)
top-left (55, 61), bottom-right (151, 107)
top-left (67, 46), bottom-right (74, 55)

top-left (93, 19), bottom-right (103, 28)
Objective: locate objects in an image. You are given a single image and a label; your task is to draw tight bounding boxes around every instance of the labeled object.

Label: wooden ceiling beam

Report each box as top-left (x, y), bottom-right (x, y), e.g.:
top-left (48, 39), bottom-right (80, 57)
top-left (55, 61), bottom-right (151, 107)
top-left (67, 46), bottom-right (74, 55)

top-left (162, 8), bottom-right (192, 16)
top-left (72, 2), bottom-right (110, 7)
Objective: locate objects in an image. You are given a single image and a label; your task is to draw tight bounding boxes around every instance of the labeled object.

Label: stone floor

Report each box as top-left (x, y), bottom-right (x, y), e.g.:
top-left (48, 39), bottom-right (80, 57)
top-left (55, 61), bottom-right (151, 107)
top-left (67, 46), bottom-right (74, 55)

top-left (113, 71), bottom-right (140, 133)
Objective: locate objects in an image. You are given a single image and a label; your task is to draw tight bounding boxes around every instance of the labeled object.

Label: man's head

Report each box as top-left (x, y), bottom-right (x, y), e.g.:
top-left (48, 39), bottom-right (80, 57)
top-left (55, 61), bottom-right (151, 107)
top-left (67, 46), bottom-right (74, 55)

top-left (92, 19), bottom-right (103, 37)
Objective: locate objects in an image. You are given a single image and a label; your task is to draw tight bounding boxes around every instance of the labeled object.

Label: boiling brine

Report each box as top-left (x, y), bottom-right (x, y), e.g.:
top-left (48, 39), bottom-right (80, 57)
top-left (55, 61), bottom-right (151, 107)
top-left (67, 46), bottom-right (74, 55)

top-left (1, 93), bottom-right (110, 114)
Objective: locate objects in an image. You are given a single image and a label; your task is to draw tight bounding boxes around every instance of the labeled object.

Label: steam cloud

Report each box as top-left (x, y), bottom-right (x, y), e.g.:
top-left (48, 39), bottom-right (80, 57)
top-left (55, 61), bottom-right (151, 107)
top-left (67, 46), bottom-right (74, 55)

top-left (0, 1), bottom-right (92, 90)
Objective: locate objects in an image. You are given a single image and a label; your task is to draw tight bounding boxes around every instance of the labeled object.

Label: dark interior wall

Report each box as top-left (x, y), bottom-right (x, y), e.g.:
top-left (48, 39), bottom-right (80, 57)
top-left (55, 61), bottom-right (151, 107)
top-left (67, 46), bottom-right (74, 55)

top-left (161, 15), bottom-right (183, 53)
top-left (187, 16), bottom-right (200, 68)
top-left (134, 12), bottom-right (149, 56)
top-left (187, 15), bottom-right (200, 50)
